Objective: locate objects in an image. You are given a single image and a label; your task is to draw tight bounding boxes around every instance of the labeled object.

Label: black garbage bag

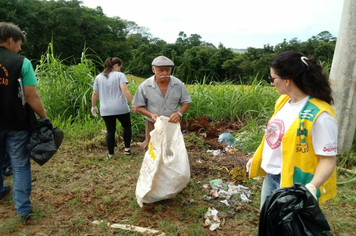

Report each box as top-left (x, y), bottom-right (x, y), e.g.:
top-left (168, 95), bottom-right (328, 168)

top-left (258, 183), bottom-right (333, 236)
top-left (27, 118), bottom-right (64, 166)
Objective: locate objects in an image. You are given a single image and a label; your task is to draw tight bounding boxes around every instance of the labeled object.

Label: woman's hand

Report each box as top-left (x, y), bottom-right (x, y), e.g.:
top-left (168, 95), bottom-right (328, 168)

top-left (131, 105), bottom-right (138, 113)
top-left (91, 107), bottom-right (98, 116)
top-left (246, 159), bottom-right (252, 173)
top-left (305, 183), bottom-right (317, 199)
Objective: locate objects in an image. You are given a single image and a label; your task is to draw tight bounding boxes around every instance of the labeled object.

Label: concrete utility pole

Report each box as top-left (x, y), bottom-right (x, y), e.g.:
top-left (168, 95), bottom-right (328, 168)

top-left (330, 0), bottom-right (356, 153)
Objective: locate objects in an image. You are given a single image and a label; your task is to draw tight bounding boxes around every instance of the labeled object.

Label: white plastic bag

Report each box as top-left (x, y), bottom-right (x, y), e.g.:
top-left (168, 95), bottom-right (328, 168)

top-left (136, 116), bottom-right (191, 207)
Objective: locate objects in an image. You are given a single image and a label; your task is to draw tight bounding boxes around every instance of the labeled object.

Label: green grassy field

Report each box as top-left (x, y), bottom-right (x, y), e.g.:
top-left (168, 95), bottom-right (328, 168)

top-left (1, 51), bottom-right (355, 235)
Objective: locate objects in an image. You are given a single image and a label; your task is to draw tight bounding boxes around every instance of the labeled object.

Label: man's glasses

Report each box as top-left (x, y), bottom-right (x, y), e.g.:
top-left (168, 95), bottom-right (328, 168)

top-left (268, 76), bottom-right (281, 83)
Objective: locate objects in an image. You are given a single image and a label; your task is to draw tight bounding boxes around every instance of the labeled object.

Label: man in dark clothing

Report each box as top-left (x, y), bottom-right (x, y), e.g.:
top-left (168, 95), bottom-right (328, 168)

top-left (0, 22), bottom-right (47, 222)
top-left (2, 153), bottom-right (12, 176)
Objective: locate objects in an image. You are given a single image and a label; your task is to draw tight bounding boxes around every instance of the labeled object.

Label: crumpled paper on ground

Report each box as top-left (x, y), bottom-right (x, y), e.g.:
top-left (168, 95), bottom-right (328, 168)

top-left (204, 207), bottom-right (221, 231)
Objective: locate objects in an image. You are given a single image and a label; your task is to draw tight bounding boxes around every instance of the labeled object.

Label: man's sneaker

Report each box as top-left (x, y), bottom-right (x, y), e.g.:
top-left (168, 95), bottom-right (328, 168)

top-left (124, 148), bottom-right (131, 155)
top-left (0, 184), bottom-right (10, 200)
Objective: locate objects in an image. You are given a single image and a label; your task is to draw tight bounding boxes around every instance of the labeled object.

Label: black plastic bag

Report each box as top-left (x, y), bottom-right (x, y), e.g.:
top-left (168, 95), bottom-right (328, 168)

top-left (258, 183), bottom-right (333, 236)
top-left (27, 118), bottom-right (64, 166)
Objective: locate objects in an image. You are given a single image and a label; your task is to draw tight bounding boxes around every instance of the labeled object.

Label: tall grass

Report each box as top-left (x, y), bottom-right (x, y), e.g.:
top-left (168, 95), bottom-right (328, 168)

top-left (36, 43), bottom-right (98, 121)
top-left (186, 77), bottom-right (278, 122)
top-left (35, 47), bottom-right (279, 145)
top-left (36, 45), bottom-right (145, 140)
top-left (36, 48), bottom-right (356, 160)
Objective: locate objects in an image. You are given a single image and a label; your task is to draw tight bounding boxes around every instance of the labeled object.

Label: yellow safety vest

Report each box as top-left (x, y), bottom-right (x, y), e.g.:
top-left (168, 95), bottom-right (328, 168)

top-left (249, 95), bottom-right (337, 204)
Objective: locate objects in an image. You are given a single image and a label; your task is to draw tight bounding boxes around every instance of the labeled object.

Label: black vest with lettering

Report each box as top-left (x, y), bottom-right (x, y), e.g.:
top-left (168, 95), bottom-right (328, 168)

top-left (0, 46), bottom-right (35, 131)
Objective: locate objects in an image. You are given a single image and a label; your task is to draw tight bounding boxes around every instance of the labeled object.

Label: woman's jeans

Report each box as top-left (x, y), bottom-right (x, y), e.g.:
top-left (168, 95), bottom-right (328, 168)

top-left (0, 130), bottom-right (32, 217)
top-left (102, 113), bottom-right (132, 155)
top-left (261, 173), bottom-right (281, 209)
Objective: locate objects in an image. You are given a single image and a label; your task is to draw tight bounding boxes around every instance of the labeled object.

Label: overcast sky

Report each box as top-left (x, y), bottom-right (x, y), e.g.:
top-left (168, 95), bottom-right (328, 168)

top-left (81, 0), bottom-right (344, 49)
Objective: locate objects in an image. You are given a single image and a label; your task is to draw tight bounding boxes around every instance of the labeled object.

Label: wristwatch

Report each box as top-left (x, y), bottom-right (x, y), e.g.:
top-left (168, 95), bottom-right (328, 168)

top-left (178, 112), bottom-right (183, 117)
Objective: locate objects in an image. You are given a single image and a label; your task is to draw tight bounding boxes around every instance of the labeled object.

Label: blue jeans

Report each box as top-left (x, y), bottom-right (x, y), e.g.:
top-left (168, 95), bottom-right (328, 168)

top-left (2, 153), bottom-right (11, 172)
top-left (261, 173), bottom-right (281, 209)
top-left (0, 130), bottom-right (32, 217)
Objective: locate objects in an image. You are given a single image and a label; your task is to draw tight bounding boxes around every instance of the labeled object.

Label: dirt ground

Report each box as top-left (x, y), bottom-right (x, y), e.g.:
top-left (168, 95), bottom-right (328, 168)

top-left (0, 117), bottom-right (256, 235)
top-left (1, 117), bottom-right (351, 235)
top-left (181, 117), bottom-right (251, 178)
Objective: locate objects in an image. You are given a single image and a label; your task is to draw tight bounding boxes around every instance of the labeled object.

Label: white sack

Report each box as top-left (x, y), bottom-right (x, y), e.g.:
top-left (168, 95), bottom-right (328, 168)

top-left (136, 116), bottom-right (190, 207)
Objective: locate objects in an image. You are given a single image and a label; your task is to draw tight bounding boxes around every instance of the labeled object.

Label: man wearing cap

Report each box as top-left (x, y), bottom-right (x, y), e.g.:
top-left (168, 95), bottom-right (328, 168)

top-left (132, 55), bottom-right (191, 149)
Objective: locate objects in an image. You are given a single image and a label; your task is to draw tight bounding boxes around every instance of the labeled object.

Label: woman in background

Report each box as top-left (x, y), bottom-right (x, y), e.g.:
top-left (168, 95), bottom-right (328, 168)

top-left (91, 57), bottom-right (133, 158)
top-left (246, 51), bottom-right (338, 207)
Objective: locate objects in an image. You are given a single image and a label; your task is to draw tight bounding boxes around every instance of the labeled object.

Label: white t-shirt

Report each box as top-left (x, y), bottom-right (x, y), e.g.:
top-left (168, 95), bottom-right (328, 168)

top-left (93, 71), bottom-right (130, 116)
top-left (261, 96), bottom-right (338, 175)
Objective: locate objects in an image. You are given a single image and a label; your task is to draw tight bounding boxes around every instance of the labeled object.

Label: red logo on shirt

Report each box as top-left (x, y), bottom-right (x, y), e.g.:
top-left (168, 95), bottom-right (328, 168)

top-left (266, 119), bottom-right (285, 149)
top-left (323, 146), bottom-right (337, 152)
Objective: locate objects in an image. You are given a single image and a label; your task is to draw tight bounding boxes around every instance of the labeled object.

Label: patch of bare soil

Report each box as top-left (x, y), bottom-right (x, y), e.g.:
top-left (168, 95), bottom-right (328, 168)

top-left (0, 117), bottom-right (256, 235)
top-left (181, 117), bottom-right (251, 179)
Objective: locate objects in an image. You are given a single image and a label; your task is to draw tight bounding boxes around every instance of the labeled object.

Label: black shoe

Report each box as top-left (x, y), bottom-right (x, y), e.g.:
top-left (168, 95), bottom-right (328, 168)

top-left (0, 184), bottom-right (10, 200)
top-left (124, 148), bottom-right (131, 155)
top-left (20, 211), bottom-right (32, 223)
top-left (3, 167), bottom-right (12, 176)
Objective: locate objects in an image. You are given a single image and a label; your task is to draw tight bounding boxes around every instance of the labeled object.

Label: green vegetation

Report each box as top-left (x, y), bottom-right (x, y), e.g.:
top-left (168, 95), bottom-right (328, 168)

top-left (0, 49), bottom-right (355, 236)
top-left (1, 1), bottom-right (355, 235)
top-left (1, 0), bottom-right (337, 84)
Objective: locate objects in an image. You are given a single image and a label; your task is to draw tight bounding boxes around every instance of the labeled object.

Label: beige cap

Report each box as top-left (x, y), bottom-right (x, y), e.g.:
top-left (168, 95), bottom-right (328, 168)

top-left (151, 56), bottom-right (175, 67)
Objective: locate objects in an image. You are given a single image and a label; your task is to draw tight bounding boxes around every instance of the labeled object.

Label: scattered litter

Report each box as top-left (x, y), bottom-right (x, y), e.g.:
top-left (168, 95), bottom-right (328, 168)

top-left (179, 215), bottom-right (185, 221)
top-left (200, 180), bottom-right (252, 232)
top-left (196, 159), bottom-right (203, 163)
top-left (204, 207), bottom-right (221, 231)
top-left (210, 189), bottom-right (219, 198)
top-left (210, 179), bottom-right (227, 190)
top-left (203, 180), bottom-right (252, 202)
top-left (206, 133), bottom-right (243, 156)
top-left (227, 148), bottom-right (237, 154)
top-left (207, 149), bottom-right (221, 156)
top-left (240, 193), bottom-right (252, 203)
top-left (217, 189), bottom-right (229, 198)
top-left (228, 208), bottom-right (237, 215)
top-left (92, 220), bottom-right (166, 235)
top-left (202, 184), bottom-right (210, 189)
top-left (220, 199), bottom-right (230, 206)
top-left (218, 133), bottom-right (238, 145)
top-left (203, 195), bottom-right (214, 201)
top-left (183, 199), bottom-right (195, 205)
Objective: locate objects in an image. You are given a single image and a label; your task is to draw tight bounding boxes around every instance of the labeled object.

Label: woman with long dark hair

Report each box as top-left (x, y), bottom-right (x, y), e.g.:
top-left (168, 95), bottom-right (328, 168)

top-left (91, 57), bottom-right (133, 158)
top-left (247, 51), bottom-right (338, 207)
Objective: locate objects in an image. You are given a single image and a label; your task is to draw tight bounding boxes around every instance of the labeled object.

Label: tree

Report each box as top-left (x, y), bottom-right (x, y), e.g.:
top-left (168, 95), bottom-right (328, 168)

top-left (207, 44), bottom-right (235, 81)
top-left (221, 54), bottom-right (244, 83)
top-left (330, 0), bottom-right (356, 153)
top-left (187, 34), bottom-right (202, 47)
top-left (274, 38), bottom-right (302, 53)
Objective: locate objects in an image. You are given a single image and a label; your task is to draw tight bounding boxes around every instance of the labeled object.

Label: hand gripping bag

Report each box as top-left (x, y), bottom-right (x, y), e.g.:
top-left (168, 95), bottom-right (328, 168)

top-left (258, 183), bottom-right (333, 236)
top-left (136, 116), bottom-right (190, 207)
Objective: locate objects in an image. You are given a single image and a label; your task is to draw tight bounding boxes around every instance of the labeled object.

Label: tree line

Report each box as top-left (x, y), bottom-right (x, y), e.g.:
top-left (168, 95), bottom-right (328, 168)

top-left (0, 0), bottom-right (337, 84)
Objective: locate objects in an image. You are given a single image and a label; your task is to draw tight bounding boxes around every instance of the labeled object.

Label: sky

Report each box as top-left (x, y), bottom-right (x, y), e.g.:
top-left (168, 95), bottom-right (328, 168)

top-left (81, 0), bottom-right (344, 49)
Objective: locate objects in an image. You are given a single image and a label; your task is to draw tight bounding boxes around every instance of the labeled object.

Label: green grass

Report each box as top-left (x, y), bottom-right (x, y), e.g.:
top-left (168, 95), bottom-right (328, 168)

top-left (1, 48), bottom-right (355, 235)
top-left (1, 135), bottom-right (356, 235)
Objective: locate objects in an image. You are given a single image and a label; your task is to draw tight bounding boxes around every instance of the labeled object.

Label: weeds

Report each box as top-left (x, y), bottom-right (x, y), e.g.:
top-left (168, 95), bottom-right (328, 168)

top-left (1, 48), bottom-right (355, 235)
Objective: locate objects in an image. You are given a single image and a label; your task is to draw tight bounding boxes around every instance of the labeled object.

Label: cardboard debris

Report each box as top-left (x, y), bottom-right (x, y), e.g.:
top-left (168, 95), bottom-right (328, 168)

top-left (92, 220), bottom-right (166, 235)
